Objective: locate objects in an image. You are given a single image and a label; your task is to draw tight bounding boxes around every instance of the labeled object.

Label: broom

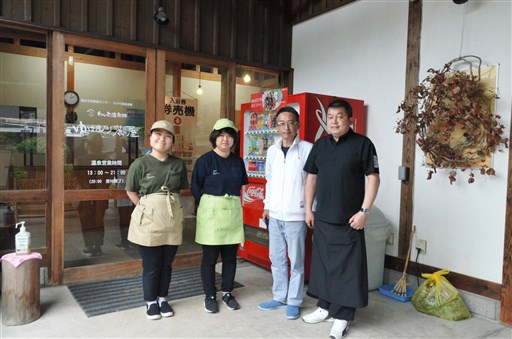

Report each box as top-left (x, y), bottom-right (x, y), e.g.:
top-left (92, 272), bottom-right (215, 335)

top-left (391, 225), bottom-right (416, 296)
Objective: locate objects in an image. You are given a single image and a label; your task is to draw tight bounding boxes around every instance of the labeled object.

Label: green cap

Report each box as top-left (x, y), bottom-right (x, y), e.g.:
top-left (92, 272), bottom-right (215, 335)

top-left (213, 118), bottom-right (238, 132)
top-left (150, 120), bottom-right (175, 135)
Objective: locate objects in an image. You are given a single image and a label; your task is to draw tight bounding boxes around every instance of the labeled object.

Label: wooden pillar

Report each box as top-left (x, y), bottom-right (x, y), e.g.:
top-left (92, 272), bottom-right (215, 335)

top-left (398, 0), bottom-right (422, 257)
top-left (47, 30), bottom-right (65, 285)
top-left (221, 63), bottom-right (236, 121)
top-left (501, 124), bottom-right (512, 325)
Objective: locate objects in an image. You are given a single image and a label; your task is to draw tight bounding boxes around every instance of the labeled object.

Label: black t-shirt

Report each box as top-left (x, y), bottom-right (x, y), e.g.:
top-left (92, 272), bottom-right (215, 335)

top-left (303, 129), bottom-right (379, 224)
top-left (191, 150), bottom-right (249, 203)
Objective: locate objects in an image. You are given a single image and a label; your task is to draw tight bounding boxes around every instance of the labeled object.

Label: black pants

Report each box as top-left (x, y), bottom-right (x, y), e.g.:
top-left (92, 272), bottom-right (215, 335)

top-left (78, 200), bottom-right (107, 248)
top-left (138, 244), bottom-right (178, 301)
top-left (201, 244), bottom-right (238, 297)
top-left (318, 298), bottom-right (356, 321)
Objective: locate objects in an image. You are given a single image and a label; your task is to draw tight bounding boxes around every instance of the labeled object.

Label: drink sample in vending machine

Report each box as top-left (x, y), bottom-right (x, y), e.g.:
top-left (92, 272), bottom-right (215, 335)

top-left (249, 112), bottom-right (258, 130)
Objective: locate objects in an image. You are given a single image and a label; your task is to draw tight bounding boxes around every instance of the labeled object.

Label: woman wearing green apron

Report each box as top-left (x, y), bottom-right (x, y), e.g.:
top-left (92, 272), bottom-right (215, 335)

top-left (191, 118), bottom-right (248, 314)
top-left (125, 120), bottom-right (189, 320)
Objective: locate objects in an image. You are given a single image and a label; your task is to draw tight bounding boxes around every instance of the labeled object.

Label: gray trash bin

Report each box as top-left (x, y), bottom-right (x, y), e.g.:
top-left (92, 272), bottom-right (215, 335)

top-left (364, 205), bottom-right (391, 290)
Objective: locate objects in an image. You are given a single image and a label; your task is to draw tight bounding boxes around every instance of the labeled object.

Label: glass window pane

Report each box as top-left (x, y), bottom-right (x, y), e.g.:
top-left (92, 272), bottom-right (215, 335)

top-left (0, 32), bottom-right (47, 254)
top-left (64, 46), bottom-right (145, 267)
top-left (235, 68), bottom-right (280, 113)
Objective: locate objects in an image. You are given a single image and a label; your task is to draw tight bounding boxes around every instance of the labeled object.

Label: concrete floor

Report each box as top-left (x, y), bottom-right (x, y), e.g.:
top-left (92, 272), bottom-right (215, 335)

top-left (1, 260), bottom-right (511, 339)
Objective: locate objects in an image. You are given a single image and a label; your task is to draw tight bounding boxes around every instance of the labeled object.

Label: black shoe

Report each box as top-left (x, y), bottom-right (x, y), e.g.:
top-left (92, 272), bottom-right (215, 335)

top-left (204, 295), bottom-right (218, 313)
top-left (222, 292), bottom-right (240, 310)
top-left (159, 301), bottom-right (174, 317)
top-left (146, 303), bottom-right (161, 320)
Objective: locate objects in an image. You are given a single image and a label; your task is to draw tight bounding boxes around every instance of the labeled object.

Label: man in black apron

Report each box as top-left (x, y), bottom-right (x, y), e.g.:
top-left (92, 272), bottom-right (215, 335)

top-left (302, 99), bottom-right (380, 339)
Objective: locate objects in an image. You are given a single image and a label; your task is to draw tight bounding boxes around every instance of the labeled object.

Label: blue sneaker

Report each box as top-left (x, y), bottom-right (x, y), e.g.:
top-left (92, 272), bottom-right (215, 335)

top-left (258, 300), bottom-right (286, 311)
top-left (286, 305), bottom-right (300, 320)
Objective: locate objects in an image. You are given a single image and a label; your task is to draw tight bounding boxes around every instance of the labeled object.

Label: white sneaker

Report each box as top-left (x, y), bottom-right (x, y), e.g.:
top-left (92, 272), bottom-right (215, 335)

top-left (301, 307), bottom-right (333, 324)
top-left (329, 319), bottom-right (349, 339)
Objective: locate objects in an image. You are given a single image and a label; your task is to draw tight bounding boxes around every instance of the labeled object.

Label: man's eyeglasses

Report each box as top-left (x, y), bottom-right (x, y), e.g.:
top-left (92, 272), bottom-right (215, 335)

top-left (276, 121), bottom-right (298, 128)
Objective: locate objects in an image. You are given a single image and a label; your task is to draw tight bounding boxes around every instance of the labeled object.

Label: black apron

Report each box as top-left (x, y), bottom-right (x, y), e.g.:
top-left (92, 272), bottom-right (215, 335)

top-left (308, 220), bottom-right (369, 308)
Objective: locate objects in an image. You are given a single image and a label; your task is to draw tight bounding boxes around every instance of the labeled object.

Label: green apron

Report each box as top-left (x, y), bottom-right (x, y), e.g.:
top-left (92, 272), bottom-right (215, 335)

top-left (195, 194), bottom-right (244, 245)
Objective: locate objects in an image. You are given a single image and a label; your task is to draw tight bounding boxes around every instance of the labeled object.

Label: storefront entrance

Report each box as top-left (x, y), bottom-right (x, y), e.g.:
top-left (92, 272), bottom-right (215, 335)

top-left (0, 23), bottom-right (281, 284)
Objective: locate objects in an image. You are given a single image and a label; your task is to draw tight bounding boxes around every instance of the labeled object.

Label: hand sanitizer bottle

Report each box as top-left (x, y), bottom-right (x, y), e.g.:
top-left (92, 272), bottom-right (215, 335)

top-left (15, 221), bottom-right (31, 255)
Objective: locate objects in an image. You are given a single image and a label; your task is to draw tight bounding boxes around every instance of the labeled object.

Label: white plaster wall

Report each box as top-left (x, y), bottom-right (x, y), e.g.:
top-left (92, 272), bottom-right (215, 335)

top-left (292, 0), bottom-right (511, 283)
top-left (292, 0), bottom-right (408, 257)
top-left (413, 0), bottom-right (511, 283)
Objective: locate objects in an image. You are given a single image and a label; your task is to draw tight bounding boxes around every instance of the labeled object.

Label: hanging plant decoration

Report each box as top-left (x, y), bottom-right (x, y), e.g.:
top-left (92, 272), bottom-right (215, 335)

top-left (396, 56), bottom-right (508, 184)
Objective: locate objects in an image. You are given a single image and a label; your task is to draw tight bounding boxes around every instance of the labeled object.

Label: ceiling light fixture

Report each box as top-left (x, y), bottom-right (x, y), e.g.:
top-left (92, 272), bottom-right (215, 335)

top-left (154, 7), bottom-right (170, 25)
top-left (243, 73), bottom-right (251, 83)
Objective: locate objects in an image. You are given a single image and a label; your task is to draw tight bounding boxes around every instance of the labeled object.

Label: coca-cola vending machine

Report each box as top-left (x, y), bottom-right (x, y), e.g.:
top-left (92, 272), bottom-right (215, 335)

top-left (239, 90), bottom-right (365, 280)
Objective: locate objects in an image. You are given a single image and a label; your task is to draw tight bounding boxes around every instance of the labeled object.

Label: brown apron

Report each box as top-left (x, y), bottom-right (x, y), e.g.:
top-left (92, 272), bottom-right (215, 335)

top-left (128, 186), bottom-right (184, 246)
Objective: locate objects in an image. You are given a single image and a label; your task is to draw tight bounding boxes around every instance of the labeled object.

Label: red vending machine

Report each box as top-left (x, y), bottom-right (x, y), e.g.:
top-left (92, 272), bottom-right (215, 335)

top-left (238, 90), bottom-right (365, 280)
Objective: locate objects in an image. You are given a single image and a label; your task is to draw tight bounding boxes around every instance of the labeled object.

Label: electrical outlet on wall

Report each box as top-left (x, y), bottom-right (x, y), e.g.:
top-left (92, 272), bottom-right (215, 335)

top-left (386, 232), bottom-right (394, 246)
top-left (416, 239), bottom-right (427, 254)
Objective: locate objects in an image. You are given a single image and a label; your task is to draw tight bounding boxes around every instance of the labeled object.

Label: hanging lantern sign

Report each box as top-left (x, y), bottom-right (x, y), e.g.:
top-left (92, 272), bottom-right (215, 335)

top-left (164, 96), bottom-right (198, 127)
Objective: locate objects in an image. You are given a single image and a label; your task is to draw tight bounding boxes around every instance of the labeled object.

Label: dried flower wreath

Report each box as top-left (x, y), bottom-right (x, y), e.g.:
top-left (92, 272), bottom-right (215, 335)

top-left (396, 58), bottom-right (508, 184)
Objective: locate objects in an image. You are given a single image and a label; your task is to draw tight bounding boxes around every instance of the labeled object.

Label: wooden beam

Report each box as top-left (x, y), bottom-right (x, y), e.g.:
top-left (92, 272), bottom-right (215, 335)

top-left (0, 42), bottom-right (46, 57)
top-left (246, 0), bottom-right (254, 61)
top-left (194, 0), bottom-right (200, 52)
top-left (501, 123), bottom-right (512, 324)
top-left (63, 33), bottom-right (146, 56)
top-left (172, 0), bottom-right (181, 48)
top-left (164, 50), bottom-right (231, 69)
top-left (47, 30), bottom-right (66, 285)
top-left (155, 49), bottom-right (166, 120)
top-left (220, 63), bottom-right (236, 121)
top-left (129, 0), bottom-right (136, 40)
top-left (79, 0), bottom-right (87, 32)
top-left (263, 5), bottom-right (269, 64)
top-left (229, 0), bottom-right (237, 58)
top-left (398, 0), bottom-right (421, 257)
top-left (212, 0), bottom-right (219, 55)
top-left (146, 48), bottom-right (157, 148)
top-left (66, 46), bottom-right (74, 90)
top-left (171, 62), bottom-right (182, 97)
top-left (0, 190), bottom-right (47, 202)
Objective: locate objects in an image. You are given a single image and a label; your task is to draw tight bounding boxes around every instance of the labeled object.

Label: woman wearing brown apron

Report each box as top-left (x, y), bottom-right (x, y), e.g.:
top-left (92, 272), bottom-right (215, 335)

top-left (125, 120), bottom-right (189, 320)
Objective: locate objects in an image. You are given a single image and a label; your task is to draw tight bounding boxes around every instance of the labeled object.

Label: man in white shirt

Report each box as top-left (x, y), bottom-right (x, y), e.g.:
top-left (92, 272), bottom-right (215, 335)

top-left (258, 106), bottom-right (313, 320)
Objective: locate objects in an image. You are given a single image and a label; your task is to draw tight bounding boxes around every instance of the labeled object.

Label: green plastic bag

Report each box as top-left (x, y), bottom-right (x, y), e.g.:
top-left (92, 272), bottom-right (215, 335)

top-left (412, 270), bottom-right (471, 321)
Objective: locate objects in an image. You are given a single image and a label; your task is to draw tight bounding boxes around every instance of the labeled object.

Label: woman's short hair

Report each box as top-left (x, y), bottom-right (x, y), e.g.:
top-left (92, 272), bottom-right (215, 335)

top-left (209, 127), bottom-right (238, 148)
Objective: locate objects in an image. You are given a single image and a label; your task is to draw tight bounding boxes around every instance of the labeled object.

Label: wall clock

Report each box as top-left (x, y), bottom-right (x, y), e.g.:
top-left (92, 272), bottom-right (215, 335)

top-left (64, 90), bottom-right (80, 107)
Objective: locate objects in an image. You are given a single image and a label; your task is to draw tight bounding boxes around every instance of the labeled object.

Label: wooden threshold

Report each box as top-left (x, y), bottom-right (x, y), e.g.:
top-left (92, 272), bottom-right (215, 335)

top-left (63, 252), bottom-right (203, 284)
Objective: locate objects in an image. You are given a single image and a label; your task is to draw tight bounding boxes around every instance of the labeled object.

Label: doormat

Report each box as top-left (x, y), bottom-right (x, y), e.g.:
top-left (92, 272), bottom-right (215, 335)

top-left (67, 266), bottom-right (243, 317)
